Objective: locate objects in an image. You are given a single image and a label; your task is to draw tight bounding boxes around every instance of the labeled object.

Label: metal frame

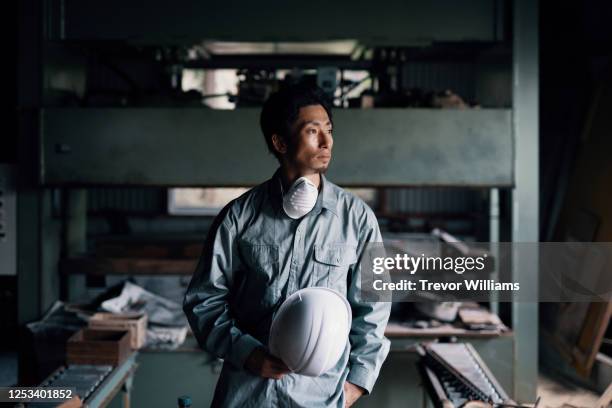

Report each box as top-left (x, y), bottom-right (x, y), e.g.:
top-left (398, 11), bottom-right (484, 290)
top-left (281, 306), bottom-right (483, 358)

top-left (28, 0), bottom-right (540, 403)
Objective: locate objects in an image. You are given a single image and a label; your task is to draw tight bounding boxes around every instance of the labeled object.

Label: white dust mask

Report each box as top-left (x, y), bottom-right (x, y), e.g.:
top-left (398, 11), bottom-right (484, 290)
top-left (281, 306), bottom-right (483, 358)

top-left (282, 176), bottom-right (319, 219)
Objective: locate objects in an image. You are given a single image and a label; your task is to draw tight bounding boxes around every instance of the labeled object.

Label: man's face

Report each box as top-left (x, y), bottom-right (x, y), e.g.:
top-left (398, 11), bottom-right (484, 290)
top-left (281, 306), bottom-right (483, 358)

top-left (285, 104), bottom-right (333, 173)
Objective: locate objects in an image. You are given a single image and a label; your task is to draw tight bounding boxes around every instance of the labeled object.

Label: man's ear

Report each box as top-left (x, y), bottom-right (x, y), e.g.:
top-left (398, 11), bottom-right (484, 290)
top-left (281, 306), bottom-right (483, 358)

top-left (271, 134), bottom-right (288, 155)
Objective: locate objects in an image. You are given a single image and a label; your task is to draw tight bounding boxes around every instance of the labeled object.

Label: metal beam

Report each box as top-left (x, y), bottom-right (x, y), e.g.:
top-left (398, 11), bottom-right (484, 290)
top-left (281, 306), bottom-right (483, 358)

top-left (183, 55), bottom-right (371, 70)
top-left (17, 0), bottom-right (43, 326)
top-left (41, 108), bottom-right (513, 187)
top-left (52, 0), bottom-right (497, 44)
top-left (490, 188), bottom-right (500, 315)
top-left (512, 0), bottom-right (539, 402)
top-left (182, 43), bottom-right (499, 70)
top-left (0, 165), bottom-right (17, 276)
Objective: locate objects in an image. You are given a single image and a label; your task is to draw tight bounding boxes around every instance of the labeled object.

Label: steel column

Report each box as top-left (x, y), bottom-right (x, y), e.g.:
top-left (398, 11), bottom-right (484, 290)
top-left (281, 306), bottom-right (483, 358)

top-left (512, 0), bottom-right (539, 402)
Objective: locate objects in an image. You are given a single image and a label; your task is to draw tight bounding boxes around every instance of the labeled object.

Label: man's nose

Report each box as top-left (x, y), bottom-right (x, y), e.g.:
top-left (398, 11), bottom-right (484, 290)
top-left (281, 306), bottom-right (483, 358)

top-left (319, 130), bottom-right (333, 149)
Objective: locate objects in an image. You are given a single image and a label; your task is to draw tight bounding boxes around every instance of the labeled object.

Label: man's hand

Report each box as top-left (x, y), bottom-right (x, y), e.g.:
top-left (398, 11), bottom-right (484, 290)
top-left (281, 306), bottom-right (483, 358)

top-left (244, 347), bottom-right (291, 379)
top-left (344, 381), bottom-right (366, 407)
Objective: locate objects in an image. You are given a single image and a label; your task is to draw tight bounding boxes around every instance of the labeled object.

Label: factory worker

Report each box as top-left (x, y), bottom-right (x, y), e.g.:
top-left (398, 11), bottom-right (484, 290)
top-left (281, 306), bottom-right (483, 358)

top-left (183, 83), bottom-right (391, 408)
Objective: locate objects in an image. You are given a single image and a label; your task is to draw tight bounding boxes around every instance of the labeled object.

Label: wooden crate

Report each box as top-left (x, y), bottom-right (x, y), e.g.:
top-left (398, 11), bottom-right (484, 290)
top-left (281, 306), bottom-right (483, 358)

top-left (89, 312), bottom-right (147, 349)
top-left (67, 328), bottom-right (131, 366)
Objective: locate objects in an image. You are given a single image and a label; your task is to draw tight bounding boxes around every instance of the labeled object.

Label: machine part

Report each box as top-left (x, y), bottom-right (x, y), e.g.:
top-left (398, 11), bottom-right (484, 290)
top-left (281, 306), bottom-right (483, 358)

top-left (178, 395), bottom-right (192, 407)
top-left (41, 364), bottom-right (113, 401)
top-left (415, 302), bottom-right (462, 322)
top-left (419, 342), bottom-right (515, 408)
top-left (431, 90), bottom-right (471, 109)
top-left (316, 66), bottom-right (338, 96)
top-left (269, 287), bottom-right (351, 376)
top-left (235, 69), bottom-right (278, 106)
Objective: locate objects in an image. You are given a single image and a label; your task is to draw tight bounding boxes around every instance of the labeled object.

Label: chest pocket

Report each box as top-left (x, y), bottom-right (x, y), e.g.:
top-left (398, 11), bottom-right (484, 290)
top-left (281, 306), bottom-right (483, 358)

top-left (313, 244), bottom-right (358, 294)
top-left (238, 243), bottom-right (280, 306)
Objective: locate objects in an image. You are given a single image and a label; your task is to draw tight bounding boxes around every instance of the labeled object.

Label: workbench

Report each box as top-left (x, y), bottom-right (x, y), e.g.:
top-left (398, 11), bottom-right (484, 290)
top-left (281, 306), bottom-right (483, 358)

top-left (116, 331), bottom-right (513, 408)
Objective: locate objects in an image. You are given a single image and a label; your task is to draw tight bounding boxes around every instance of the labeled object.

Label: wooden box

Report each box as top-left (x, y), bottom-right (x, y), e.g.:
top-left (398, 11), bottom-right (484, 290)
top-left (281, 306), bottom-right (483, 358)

top-left (89, 312), bottom-right (147, 349)
top-left (67, 328), bottom-right (131, 366)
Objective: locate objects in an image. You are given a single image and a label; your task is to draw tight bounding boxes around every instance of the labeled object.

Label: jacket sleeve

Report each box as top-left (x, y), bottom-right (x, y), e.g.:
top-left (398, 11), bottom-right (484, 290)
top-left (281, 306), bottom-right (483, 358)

top-left (183, 207), bottom-right (263, 369)
top-left (345, 209), bottom-right (391, 394)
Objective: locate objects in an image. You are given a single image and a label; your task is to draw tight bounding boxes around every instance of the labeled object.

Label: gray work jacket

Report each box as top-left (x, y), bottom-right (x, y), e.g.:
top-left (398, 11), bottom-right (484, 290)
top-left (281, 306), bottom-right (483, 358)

top-left (183, 168), bottom-right (391, 407)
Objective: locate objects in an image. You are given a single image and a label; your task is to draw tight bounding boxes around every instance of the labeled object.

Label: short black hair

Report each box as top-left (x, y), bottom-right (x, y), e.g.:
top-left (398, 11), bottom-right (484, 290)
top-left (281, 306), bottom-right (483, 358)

top-left (260, 83), bottom-right (333, 162)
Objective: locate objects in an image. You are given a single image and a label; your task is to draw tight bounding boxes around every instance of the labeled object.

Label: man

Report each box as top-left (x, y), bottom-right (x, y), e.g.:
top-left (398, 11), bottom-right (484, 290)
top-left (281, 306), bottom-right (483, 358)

top-left (183, 84), bottom-right (390, 407)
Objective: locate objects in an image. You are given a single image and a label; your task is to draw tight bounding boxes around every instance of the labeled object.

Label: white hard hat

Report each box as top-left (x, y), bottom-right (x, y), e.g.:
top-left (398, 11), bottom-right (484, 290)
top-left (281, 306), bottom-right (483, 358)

top-left (269, 287), bottom-right (352, 377)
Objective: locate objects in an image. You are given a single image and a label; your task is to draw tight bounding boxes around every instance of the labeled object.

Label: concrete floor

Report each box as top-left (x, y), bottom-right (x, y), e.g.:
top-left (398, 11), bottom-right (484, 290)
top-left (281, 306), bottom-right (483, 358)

top-left (0, 355), bottom-right (608, 407)
top-left (537, 373), bottom-right (605, 408)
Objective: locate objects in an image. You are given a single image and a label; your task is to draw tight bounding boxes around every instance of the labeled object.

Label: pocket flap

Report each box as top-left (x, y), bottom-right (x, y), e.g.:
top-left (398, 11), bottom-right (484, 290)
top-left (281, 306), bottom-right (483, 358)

top-left (314, 244), bottom-right (358, 266)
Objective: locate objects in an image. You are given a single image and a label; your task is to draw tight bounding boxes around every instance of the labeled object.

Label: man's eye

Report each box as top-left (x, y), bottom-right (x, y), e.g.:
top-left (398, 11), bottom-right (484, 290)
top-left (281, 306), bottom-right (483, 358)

top-left (327, 129), bottom-right (333, 134)
top-left (307, 128), bottom-right (317, 134)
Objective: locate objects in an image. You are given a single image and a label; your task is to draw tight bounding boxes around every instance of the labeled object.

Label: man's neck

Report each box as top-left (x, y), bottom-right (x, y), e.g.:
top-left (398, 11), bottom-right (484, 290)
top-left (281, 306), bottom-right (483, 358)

top-left (280, 166), bottom-right (321, 193)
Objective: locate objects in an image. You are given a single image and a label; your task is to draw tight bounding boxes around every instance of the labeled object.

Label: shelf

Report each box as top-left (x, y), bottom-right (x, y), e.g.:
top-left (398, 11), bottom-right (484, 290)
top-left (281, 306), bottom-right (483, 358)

top-left (60, 256), bottom-right (196, 276)
top-left (385, 322), bottom-right (511, 339)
